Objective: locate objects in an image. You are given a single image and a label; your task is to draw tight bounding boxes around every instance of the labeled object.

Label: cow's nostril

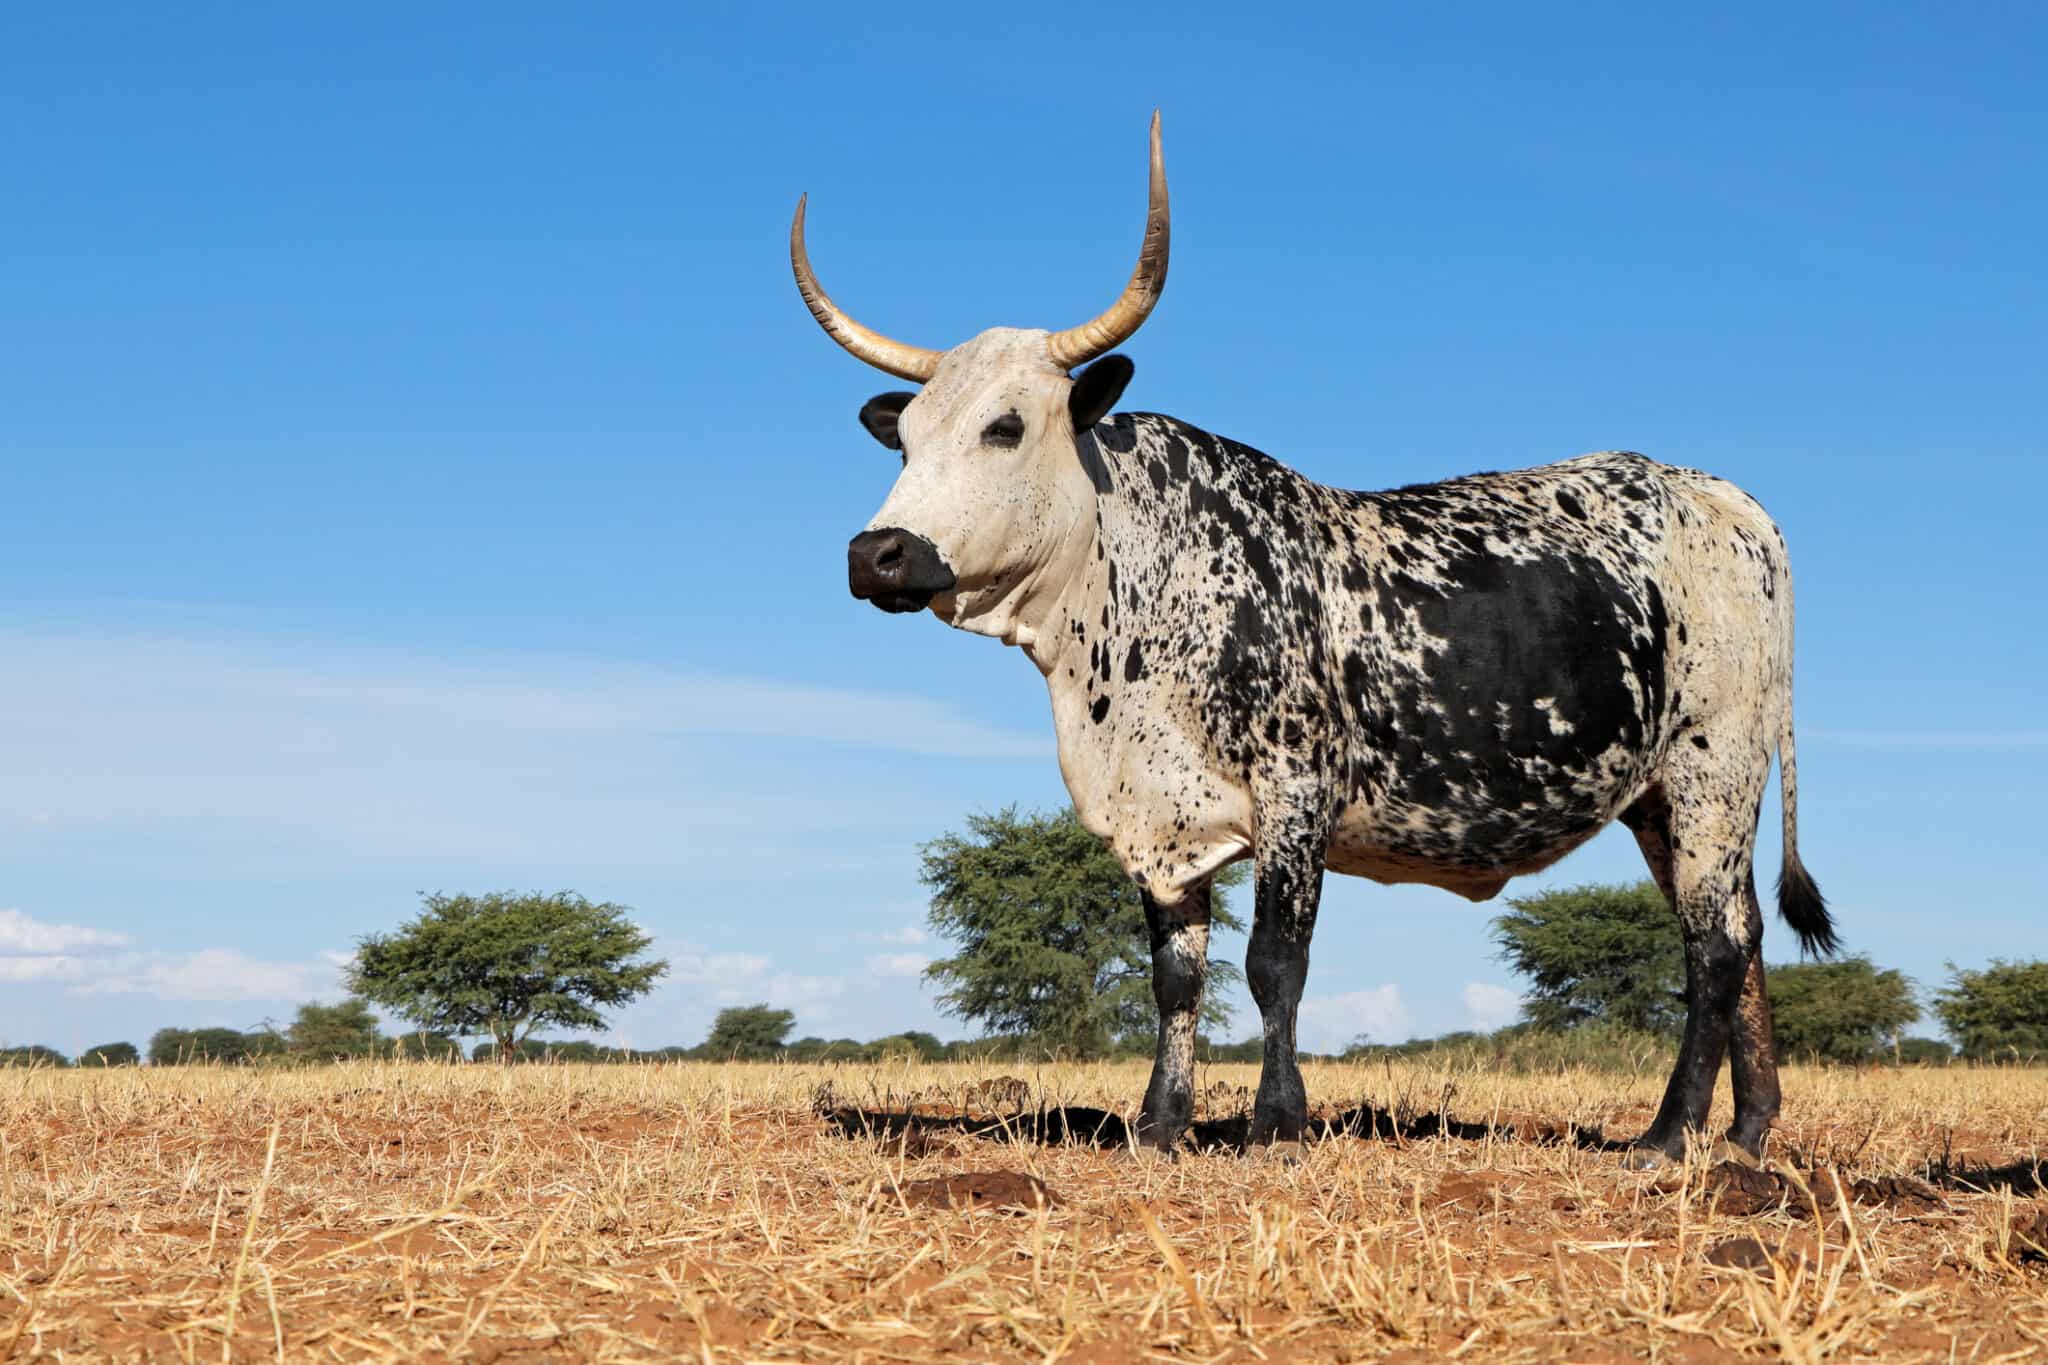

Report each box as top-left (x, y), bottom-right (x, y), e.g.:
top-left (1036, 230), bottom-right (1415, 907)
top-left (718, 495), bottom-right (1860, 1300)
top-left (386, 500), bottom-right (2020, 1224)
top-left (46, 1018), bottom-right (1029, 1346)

top-left (848, 526), bottom-right (953, 607)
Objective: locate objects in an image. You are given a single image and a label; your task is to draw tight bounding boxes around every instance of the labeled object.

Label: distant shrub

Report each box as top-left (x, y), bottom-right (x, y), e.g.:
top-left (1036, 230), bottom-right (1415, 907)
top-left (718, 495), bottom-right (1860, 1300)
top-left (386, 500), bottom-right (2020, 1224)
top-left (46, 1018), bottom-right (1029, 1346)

top-left (79, 1042), bottom-right (140, 1067)
top-left (470, 1039), bottom-right (639, 1064)
top-left (0, 1044), bottom-right (69, 1068)
top-left (1767, 956), bottom-right (1919, 1064)
top-left (149, 1027), bottom-right (258, 1065)
top-left (783, 1036), bottom-right (870, 1063)
top-left (389, 1031), bottom-right (464, 1061)
top-left (1341, 1023), bottom-right (1676, 1075)
top-left (286, 998), bottom-right (386, 1062)
top-left (1195, 1037), bottom-right (1264, 1064)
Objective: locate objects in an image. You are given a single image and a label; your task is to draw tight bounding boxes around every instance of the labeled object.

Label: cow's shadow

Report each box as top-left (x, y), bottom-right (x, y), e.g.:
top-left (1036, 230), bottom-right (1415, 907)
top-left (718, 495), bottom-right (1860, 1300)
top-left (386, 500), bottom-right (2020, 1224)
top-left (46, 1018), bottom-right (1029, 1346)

top-left (823, 1103), bottom-right (2044, 1201)
top-left (820, 1102), bottom-right (1629, 1155)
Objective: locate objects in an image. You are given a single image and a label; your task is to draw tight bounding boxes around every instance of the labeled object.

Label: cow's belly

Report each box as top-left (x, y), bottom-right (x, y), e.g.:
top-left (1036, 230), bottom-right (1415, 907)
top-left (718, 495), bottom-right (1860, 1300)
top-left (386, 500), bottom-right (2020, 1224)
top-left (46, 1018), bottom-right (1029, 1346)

top-left (1321, 729), bottom-right (1654, 903)
top-left (1322, 812), bottom-right (1608, 903)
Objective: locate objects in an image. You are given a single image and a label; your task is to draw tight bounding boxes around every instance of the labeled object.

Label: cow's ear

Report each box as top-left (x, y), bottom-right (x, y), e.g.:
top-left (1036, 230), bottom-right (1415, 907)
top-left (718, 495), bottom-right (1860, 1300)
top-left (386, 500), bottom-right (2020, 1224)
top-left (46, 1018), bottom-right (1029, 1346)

top-left (1068, 354), bottom-right (1134, 433)
top-left (858, 391), bottom-right (916, 450)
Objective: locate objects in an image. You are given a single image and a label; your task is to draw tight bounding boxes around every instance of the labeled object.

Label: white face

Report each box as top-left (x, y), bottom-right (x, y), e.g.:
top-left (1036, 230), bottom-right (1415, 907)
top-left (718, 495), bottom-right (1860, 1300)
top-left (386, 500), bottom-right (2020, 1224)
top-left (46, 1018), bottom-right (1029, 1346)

top-left (860, 328), bottom-right (1094, 621)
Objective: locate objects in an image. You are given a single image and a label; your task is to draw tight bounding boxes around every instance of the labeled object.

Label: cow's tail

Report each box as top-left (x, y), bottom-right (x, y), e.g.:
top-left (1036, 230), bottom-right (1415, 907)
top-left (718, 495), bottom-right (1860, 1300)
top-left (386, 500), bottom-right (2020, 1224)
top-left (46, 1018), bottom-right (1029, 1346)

top-left (1775, 680), bottom-right (1837, 957)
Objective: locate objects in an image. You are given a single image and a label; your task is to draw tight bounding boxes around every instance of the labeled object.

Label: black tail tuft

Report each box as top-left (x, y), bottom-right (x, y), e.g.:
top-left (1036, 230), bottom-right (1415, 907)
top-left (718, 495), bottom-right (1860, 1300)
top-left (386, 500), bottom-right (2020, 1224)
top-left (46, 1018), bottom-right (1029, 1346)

top-left (1776, 855), bottom-right (1837, 957)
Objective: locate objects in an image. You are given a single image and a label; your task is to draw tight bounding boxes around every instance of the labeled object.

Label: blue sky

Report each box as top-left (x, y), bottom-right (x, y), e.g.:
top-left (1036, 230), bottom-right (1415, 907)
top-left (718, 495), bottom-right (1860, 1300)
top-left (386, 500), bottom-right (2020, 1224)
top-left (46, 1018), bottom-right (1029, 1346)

top-left (3, 4), bottom-right (2043, 1055)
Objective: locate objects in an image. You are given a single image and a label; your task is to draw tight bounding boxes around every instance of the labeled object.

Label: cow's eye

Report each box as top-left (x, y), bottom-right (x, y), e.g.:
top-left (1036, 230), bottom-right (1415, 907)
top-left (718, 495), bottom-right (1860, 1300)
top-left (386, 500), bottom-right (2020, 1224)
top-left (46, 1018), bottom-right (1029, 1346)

top-left (981, 412), bottom-right (1025, 448)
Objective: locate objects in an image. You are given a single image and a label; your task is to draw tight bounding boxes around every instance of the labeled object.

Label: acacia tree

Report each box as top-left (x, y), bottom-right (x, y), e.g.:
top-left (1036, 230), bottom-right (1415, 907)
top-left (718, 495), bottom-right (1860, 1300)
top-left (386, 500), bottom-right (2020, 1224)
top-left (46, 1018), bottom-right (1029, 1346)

top-left (1766, 957), bottom-right (1919, 1063)
top-left (1491, 881), bottom-right (1685, 1036)
top-left (920, 807), bottom-right (1247, 1058)
top-left (349, 892), bottom-right (667, 1064)
top-left (701, 1004), bottom-right (796, 1060)
top-left (1934, 959), bottom-right (2048, 1059)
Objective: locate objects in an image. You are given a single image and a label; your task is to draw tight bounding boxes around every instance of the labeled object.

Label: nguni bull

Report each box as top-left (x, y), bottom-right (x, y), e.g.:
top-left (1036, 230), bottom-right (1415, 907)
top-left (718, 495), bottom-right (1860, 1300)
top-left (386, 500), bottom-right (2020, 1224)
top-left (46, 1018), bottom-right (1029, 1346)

top-left (792, 114), bottom-right (1833, 1159)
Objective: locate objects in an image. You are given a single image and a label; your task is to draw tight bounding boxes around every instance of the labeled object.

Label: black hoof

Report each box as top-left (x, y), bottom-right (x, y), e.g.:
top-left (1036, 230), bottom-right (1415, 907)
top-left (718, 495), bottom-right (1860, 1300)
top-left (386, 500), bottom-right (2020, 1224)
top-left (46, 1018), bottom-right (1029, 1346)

top-left (1627, 1129), bottom-right (1688, 1164)
top-left (1134, 1114), bottom-right (1187, 1154)
top-left (1723, 1122), bottom-right (1770, 1160)
top-left (1248, 1107), bottom-right (1307, 1147)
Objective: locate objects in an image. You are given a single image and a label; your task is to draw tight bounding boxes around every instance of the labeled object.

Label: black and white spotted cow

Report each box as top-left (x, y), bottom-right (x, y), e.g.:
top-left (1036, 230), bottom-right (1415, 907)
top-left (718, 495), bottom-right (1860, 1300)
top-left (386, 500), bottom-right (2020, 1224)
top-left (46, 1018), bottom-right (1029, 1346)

top-left (793, 115), bottom-right (1833, 1159)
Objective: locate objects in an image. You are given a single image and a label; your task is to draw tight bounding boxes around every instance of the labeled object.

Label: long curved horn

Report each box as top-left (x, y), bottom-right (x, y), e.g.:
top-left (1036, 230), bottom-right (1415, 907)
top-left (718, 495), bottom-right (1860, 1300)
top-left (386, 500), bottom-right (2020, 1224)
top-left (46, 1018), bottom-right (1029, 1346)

top-left (1045, 111), bottom-right (1170, 371)
top-left (790, 195), bottom-right (944, 382)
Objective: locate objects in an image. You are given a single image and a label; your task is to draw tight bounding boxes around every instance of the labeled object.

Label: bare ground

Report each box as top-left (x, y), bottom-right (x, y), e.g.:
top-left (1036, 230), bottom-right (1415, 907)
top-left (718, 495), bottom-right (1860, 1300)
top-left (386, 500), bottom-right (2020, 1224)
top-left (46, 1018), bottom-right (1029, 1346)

top-left (3, 1060), bottom-right (2047, 1361)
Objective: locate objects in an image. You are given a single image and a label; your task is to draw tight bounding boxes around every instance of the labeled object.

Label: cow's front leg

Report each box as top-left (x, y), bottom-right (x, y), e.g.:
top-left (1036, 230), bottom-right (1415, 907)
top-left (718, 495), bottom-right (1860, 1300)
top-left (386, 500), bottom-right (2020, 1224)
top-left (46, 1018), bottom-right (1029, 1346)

top-left (1247, 826), bottom-right (1329, 1145)
top-left (1136, 882), bottom-right (1211, 1153)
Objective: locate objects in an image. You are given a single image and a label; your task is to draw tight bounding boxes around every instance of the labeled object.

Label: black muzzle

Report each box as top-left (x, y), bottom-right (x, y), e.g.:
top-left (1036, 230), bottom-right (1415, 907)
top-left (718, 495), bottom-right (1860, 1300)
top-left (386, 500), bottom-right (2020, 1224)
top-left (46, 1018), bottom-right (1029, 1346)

top-left (848, 528), bottom-right (956, 613)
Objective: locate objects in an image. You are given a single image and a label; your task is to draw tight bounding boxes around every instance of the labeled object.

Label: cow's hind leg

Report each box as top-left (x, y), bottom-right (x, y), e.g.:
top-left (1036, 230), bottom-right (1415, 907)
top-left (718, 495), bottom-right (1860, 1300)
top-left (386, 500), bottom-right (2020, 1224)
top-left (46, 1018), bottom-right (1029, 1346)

top-left (1136, 882), bottom-right (1211, 1152)
top-left (1723, 878), bottom-right (1781, 1155)
top-left (1623, 764), bottom-right (1776, 1159)
top-left (1246, 817), bottom-right (1329, 1145)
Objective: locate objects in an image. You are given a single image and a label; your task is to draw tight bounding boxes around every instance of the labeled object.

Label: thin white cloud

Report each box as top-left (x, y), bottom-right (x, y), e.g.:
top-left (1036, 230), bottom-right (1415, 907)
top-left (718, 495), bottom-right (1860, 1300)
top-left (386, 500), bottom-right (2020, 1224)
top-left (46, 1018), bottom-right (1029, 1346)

top-left (1298, 985), bottom-right (1410, 1051)
top-left (0, 908), bottom-right (129, 953)
top-left (866, 952), bottom-right (931, 978)
top-left (1462, 982), bottom-right (1522, 1032)
top-left (0, 904), bottom-right (350, 1006)
top-left (866, 925), bottom-right (930, 946)
top-left (77, 947), bottom-right (342, 1003)
top-left (670, 952), bottom-right (771, 985)
top-left (763, 973), bottom-right (846, 1011)
top-left (0, 629), bottom-right (1039, 868)
top-left (0, 955), bottom-right (90, 983)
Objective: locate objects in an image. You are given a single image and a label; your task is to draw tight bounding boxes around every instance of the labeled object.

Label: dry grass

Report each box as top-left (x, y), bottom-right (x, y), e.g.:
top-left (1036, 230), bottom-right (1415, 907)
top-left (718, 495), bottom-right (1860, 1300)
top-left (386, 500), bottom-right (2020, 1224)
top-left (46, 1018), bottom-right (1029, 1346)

top-left (3, 1059), bottom-right (2047, 1362)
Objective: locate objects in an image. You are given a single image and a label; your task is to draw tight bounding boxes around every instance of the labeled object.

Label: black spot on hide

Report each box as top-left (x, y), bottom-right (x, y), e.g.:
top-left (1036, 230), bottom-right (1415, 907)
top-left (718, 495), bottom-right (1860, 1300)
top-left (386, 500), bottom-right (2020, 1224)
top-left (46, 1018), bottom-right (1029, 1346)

top-left (1365, 549), bottom-right (1669, 860)
top-left (1073, 429), bottom-right (1117, 495)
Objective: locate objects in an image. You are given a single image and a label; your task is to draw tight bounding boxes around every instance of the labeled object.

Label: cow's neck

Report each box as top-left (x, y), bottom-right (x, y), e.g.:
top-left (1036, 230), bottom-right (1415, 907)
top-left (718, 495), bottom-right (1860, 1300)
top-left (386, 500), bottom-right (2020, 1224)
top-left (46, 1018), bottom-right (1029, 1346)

top-left (935, 444), bottom-right (1107, 672)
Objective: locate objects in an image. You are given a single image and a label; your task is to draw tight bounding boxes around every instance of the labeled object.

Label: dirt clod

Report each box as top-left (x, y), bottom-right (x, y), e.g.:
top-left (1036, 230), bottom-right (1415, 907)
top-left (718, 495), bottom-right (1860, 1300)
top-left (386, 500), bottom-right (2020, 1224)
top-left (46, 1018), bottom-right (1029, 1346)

top-left (1433, 1172), bottom-right (1505, 1209)
top-left (1703, 1162), bottom-right (1793, 1216)
top-left (1702, 1162), bottom-right (1949, 1218)
top-left (1201, 1081), bottom-right (1251, 1112)
top-left (1854, 1174), bottom-right (1947, 1215)
top-left (898, 1170), bottom-right (1060, 1211)
top-left (1705, 1236), bottom-right (1774, 1276)
top-left (2004, 1205), bottom-right (2048, 1262)
top-left (967, 1075), bottom-right (1031, 1108)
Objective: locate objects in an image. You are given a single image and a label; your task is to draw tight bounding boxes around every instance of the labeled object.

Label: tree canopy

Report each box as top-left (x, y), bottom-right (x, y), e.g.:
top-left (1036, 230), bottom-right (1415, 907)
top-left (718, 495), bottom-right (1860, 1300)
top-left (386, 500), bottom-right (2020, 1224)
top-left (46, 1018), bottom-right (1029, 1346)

top-left (1933, 959), bottom-right (2048, 1059)
top-left (701, 1004), bottom-right (796, 1060)
top-left (1490, 881), bottom-right (1684, 1035)
top-left (349, 891), bottom-right (667, 1061)
top-left (287, 998), bottom-right (387, 1062)
top-left (79, 1041), bottom-right (140, 1067)
top-left (1765, 956), bottom-right (1919, 1063)
top-left (920, 807), bottom-right (1247, 1058)
top-left (148, 1026), bottom-right (267, 1066)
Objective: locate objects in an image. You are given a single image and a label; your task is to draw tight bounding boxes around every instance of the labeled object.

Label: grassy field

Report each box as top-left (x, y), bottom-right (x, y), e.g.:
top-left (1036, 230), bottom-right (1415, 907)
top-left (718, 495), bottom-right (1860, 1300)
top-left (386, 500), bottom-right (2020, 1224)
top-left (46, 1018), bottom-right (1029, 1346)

top-left (3, 1059), bottom-right (2046, 1362)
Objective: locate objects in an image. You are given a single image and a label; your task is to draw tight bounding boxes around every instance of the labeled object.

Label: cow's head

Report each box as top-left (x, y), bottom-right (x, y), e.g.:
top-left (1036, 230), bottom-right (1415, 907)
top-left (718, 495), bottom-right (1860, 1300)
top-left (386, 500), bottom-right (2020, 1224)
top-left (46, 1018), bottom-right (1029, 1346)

top-left (792, 115), bottom-right (1168, 624)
